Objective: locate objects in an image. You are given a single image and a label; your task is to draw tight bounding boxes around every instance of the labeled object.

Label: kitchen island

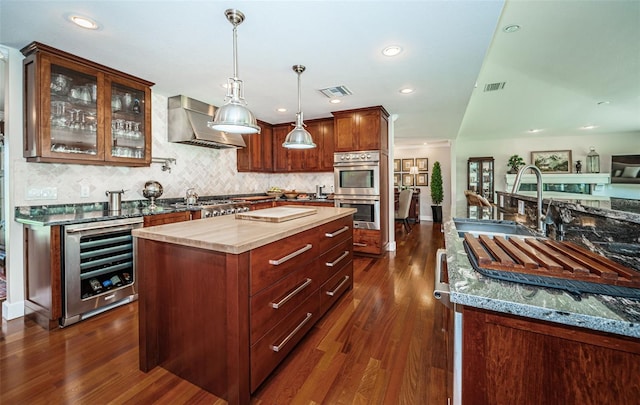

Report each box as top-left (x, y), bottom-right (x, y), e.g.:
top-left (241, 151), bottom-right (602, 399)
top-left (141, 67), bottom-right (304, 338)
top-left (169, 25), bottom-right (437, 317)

top-left (442, 218), bottom-right (640, 404)
top-left (133, 206), bottom-right (355, 405)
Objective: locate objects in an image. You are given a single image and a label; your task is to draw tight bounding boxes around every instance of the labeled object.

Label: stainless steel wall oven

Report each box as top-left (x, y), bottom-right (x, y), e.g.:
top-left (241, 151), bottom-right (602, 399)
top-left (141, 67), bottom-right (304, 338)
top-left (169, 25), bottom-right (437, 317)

top-left (333, 151), bottom-right (380, 196)
top-left (334, 197), bottom-right (380, 230)
top-left (62, 217), bottom-right (142, 326)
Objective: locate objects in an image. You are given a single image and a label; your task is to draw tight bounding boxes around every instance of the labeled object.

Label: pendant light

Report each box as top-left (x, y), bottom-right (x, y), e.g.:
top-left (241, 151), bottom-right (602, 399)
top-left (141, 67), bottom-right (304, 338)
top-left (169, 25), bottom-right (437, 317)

top-left (283, 65), bottom-right (316, 149)
top-left (208, 9), bottom-right (260, 134)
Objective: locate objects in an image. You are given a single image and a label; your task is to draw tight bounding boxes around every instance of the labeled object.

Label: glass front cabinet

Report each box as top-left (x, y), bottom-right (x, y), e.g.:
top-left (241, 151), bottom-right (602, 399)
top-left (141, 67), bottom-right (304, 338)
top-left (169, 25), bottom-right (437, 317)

top-left (467, 156), bottom-right (495, 202)
top-left (22, 42), bottom-right (153, 166)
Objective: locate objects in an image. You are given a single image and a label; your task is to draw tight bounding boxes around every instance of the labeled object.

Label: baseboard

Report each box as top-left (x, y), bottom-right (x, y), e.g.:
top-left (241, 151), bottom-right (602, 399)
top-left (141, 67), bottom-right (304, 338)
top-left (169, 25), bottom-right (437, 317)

top-left (386, 241), bottom-right (397, 251)
top-left (2, 299), bottom-right (25, 320)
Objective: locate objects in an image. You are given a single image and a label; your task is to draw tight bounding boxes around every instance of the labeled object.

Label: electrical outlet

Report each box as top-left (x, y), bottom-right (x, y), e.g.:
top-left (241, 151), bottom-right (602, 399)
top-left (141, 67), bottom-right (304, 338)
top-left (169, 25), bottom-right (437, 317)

top-left (41, 187), bottom-right (58, 199)
top-left (81, 185), bottom-right (90, 198)
top-left (518, 200), bottom-right (525, 215)
top-left (26, 188), bottom-right (42, 200)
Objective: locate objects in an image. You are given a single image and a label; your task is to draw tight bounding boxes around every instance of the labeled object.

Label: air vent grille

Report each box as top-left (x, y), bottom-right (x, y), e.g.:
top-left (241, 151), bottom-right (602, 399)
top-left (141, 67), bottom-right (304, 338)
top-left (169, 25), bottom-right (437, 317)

top-left (319, 85), bottom-right (353, 98)
top-left (484, 82), bottom-right (506, 92)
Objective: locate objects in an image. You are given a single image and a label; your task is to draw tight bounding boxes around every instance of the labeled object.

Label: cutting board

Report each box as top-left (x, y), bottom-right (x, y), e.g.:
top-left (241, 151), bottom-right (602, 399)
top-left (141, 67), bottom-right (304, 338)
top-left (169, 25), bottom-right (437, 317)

top-left (235, 206), bottom-right (317, 223)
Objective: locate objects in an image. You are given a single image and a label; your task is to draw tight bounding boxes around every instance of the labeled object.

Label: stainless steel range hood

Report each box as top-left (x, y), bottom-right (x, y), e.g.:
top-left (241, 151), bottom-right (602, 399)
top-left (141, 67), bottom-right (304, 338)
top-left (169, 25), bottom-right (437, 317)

top-left (168, 95), bottom-right (246, 148)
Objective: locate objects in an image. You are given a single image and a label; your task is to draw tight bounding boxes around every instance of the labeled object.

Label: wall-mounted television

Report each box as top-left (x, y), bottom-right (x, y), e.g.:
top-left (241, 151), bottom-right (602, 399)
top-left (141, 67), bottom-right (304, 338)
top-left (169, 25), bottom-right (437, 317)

top-left (611, 155), bottom-right (640, 184)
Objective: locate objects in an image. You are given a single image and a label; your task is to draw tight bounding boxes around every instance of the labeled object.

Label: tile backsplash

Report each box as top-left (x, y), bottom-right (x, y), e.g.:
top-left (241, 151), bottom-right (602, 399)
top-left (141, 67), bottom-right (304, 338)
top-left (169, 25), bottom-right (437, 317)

top-left (14, 93), bottom-right (333, 206)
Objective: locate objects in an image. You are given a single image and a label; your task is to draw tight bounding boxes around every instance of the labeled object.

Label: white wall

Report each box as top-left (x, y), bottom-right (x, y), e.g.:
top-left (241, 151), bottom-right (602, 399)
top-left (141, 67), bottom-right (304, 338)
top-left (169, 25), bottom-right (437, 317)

top-left (393, 143), bottom-right (452, 221)
top-left (454, 132), bottom-right (640, 216)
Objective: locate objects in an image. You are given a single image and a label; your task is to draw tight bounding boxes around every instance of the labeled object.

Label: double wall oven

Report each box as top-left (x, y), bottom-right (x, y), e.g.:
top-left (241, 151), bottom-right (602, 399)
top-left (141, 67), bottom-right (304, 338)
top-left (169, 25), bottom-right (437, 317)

top-left (334, 151), bottom-right (381, 230)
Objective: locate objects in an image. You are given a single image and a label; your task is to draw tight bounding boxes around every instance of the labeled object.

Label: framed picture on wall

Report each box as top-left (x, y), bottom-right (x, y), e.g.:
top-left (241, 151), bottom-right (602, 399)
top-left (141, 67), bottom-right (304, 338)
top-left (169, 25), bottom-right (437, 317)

top-left (402, 158), bottom-right (414, 172)
top-left (402, 173), bottom-right (414, 187)
top-left (416, 172), bottom-right (429, 186)
top-left (531, 150), bottom-right (572, 173)
top-left (416, 158), bottom-right (429, 171)
top-left (393, 159), bottom-right (401, 172)
top-left (393, 173), bottom-right (400, 187)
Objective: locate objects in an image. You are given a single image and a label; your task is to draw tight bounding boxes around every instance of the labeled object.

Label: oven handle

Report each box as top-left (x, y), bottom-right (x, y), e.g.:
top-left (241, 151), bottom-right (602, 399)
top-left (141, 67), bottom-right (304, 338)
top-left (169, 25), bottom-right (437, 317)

top-left (66, 221), bottom-right (142, 233)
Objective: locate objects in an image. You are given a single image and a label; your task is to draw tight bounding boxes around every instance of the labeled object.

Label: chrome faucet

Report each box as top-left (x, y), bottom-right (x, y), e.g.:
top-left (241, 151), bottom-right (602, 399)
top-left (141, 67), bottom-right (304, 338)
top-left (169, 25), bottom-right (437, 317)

top-left (511, 164), bottom-right (546, 233)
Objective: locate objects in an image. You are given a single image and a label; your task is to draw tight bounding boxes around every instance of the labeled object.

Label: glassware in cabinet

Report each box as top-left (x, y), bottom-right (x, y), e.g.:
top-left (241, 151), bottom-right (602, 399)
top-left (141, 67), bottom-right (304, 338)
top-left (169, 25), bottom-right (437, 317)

top-left (105, 78), bottom-right (150, 163)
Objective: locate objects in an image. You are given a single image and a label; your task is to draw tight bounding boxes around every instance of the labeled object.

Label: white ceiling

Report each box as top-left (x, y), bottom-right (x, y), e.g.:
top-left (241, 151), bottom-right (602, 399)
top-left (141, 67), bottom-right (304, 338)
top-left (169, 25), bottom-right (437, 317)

top-left (1, 1), bottom-right (639, 146)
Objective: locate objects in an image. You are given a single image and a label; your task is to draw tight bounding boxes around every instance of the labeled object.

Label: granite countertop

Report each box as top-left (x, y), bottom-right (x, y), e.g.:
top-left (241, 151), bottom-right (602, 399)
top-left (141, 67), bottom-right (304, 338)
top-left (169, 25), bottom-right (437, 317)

top-left (14, 194), bottom-right (336, 227)
top-left (132, 206), bottom-right (355, 254)
top-left (443, 219), bottom-right (640, 339)
top-left (14, 201), bottom-right (191, 226)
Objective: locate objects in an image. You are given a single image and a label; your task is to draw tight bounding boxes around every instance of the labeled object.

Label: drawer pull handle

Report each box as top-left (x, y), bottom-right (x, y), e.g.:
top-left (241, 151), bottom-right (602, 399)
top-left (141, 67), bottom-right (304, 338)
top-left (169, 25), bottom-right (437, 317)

top-left (326, 251), bottom-right (349, 267)
top-left (270, 312), bottom-right (313, 353)
top-left (271, 278), bottom-right (312, 309)
top-left (325, 226), bottom-right (349, 238)
top-left (269, 244), bottom-right (313, 265)
top-left (326, 276), bottom-right (350, 297)
top-left (353, 242), bottom-right (367, 247)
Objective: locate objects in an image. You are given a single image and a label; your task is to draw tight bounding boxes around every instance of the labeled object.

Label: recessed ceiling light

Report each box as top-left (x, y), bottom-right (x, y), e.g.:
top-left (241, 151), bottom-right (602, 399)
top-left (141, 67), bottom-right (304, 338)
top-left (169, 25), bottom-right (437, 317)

top-left (528, 129), bottom-right (543, 133)
top-left (329, 99), bottom-right (342, 104)
top-left (597, 101), bottom-right (610, 105)
top-left (503, 24), bottom-right (520, 33)
top-left (68, 15), bottom-right (99, 30)
top-left (581, 125), bottom-right (598, 130)
top-left (399, 88), bottom-right (414, 94)
top-left (276, 108), bottom-right (287, 112)
top-left (382, 45), bottom-right (402, 57)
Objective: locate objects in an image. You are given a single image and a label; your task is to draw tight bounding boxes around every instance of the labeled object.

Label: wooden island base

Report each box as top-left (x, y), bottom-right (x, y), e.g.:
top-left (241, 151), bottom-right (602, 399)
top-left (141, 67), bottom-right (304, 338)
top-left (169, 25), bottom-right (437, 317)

top-left (136, 213), bottom-right (354, 405)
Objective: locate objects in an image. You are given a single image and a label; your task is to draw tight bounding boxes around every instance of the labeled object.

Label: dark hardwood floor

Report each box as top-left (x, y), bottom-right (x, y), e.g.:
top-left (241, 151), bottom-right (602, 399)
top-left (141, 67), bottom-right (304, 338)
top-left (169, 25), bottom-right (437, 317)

top-left (0, 222), bottom-right (446, 404)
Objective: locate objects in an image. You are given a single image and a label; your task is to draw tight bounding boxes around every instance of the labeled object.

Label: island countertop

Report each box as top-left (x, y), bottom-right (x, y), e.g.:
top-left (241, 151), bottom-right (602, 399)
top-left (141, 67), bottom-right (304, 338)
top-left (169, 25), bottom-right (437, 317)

top-left (132, 206), bottom-right (356, 254)
top-left (443, 219), bottom-right (640, 338)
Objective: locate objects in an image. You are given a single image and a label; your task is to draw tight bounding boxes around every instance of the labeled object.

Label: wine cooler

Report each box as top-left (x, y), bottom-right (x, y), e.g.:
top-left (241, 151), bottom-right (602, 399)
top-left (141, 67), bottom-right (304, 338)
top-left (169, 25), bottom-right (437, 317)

top-left (62, 217), bottom-right (143, 326)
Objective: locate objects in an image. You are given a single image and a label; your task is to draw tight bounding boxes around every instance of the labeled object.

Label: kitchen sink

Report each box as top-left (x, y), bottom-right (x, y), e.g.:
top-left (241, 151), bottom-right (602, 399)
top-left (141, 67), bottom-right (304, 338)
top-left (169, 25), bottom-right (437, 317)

top-left (453, 218), bottom-right (538, 238)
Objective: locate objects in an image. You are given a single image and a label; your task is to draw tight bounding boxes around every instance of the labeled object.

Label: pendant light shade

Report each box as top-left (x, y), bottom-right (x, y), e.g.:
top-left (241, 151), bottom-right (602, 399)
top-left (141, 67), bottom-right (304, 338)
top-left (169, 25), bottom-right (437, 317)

top-left (209, 9), bottom-right (260, 134)
top-left (283, 65), bottom-right (316, 149)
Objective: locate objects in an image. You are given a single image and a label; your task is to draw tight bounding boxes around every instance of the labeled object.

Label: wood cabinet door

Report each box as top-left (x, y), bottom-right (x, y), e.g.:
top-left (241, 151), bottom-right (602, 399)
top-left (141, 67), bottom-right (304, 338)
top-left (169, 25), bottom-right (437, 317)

top-left (143, 211), bottom-right (190, 227)
top-left (272, 125), bottom-right (290, 172)
top-left (261, 124), bottom-right (273, 172)
top-left (236, 134), bottom-right (251, 172)
top-left (104, 73), bottom-right (152, 166)
top-left (320, 119), bottom-right (335, 171)
top-left (333, 113), bottom-right (356, 152)
top-left (355, 109), bottom-right (382, 151)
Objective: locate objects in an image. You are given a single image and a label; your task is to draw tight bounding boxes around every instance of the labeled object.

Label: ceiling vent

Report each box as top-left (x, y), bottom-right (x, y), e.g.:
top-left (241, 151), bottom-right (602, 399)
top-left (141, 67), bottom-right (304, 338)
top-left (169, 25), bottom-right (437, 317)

top-left (319, 85), bottom-right (353, 98)
top-left (484, 82), bottom-right (506, 92)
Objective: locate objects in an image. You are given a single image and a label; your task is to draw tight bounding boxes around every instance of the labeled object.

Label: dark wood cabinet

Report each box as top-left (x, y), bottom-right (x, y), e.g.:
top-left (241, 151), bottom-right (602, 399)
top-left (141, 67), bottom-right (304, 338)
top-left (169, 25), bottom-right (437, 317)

top-left (467, 157), bottom-right (494, 203)
top-left (250, 118), bottom-right (334, 173)
top-left (462, 306), bottom-right (640, 405)
top-left (237, 120), bottom-right (273, 172)
top-left (21, 42), bottom-right (153, 166)
top-left (143, 211), bottom-right (190, 227)
top-left (332, 106), bottom-right (389, 152)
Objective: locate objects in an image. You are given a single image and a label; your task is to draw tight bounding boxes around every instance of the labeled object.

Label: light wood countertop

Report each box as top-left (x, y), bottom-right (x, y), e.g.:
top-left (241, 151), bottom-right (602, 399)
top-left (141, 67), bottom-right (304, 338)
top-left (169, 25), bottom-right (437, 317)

top-left (132, 206), bottom-right (356, 254)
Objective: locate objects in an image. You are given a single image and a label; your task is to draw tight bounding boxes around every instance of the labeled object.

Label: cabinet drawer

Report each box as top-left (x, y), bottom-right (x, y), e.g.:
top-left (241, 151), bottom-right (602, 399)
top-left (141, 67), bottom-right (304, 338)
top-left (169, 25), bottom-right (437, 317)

top-left (250, 291), bottom-right (320, 392)
top-left (317, 238), bottom-right (352, 286)
top-left (250, 228), bottom-right (319, 295)
top-left (319, 264), bottom-right (353, 317)
top-left (318, 216), bottom-right (353, 253)
top-left (250, 263), bottom-right (320, 344)
top-left (353, 228), bottom-right (381, 255)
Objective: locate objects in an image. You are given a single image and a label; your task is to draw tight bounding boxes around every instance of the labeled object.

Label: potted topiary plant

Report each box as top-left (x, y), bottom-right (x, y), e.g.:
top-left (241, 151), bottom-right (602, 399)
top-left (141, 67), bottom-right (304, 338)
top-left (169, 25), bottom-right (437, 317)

top-left (507, 154), bottom-right (525, 174)
top-left (430, 161), bottom-right (444, 223)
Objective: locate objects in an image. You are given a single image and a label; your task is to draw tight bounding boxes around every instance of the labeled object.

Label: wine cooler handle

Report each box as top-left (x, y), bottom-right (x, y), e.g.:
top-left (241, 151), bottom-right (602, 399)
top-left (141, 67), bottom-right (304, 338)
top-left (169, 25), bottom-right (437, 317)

top-left (269, 244), bottom-right (312, 265)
